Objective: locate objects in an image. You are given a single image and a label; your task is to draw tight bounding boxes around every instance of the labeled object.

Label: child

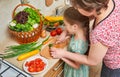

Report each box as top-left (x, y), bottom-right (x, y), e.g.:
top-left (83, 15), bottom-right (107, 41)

top-left (50, 7), bottom-right (90, 77)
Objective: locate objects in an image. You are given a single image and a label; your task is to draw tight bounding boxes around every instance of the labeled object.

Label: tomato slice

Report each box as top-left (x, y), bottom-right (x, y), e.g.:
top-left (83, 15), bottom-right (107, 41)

top-left (35, 58), bottom-right (42, 63)
top-left (28, 67), bottom-right (36, 72)
top-left (26, 58), bottom-right (46, 73)
top-left (36, 67), bottom-right (43, 72)
top-left (25, 61), bottom-right (29, 67)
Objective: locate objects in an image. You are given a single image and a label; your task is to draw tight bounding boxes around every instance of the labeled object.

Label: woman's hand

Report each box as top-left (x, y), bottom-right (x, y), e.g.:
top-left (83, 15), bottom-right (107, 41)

top-left (50, 47), bottom-right (66, 58)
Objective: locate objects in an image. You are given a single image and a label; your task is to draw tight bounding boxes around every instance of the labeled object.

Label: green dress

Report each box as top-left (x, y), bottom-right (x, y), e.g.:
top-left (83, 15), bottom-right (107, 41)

top-left (64, 36), bottom-right (89, 77)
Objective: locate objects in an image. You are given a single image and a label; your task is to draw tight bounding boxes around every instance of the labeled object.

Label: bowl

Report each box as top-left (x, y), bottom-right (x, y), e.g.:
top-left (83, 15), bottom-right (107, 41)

top-left (23, 55), bottom-right (48, 75)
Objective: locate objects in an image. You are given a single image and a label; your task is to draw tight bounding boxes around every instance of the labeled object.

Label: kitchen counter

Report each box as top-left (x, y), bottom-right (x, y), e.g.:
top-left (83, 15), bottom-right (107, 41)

top-left (1, 34), bottom-right (62, 77)
top-left (0, 34), bottom-right (102, 77)
top-left (5, 56), bottom-right (60, 77)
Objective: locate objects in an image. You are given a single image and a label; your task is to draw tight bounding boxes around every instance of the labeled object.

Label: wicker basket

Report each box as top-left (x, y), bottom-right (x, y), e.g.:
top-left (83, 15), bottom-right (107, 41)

top-left (8, 4), bottom-right (43, 44)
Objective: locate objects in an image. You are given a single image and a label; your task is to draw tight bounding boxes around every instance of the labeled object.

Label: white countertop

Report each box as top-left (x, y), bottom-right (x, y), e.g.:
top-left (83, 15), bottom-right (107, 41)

top-left (1, 34), bottom-right (60, 77)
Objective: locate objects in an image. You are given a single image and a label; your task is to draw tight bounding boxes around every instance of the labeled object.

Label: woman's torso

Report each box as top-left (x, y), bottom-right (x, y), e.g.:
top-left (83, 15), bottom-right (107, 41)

top-left (90, 0), bottom-right (120, 69)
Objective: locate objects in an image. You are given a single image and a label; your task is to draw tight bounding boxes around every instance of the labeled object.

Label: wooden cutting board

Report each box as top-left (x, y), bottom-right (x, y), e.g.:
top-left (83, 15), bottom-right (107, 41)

top-left (39, 38), bottom-right (69, 59)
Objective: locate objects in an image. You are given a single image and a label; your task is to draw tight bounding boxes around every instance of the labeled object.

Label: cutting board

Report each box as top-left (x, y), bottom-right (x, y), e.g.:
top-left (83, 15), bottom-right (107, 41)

top-left (40, 38), bottom-right (69, 59)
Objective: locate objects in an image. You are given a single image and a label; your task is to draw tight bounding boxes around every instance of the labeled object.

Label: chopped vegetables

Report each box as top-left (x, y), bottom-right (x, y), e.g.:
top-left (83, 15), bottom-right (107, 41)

top-left (25, 58), bottom-right (46, 72)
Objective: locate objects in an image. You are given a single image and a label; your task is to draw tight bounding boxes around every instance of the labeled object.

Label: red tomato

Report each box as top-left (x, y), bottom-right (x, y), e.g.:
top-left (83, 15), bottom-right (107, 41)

top-left (29, 60), bottom-right (35, 66)
top-left (40, 62), bottom-right (44, 66)
top-left (29, 65), bottom-right (35, 68)
top-left (35, 58), bottom-right (42, 62)
top-left (28, 67), bottom-right (36, 72)
top-left (56, 28), bottom-right (62, 35)
top-left (35, 59), bottom-right (41, 65)
top-left (50, 30), bottom-right (57, 36)
top-left (36, 64), bottom-right (41, 68)
top-left (25, 61), bottom-right (29, 67)
top-left (36, 67), bottom-right (43, 72)
top-left (26, 58), bottom-right (46, 73)
top-left (35, 61), bottom-right (40, 65)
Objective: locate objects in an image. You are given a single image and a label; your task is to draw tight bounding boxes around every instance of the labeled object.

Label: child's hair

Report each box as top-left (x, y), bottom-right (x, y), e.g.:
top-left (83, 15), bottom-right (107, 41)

top-left (64, 7), bottom-right (90, 55)
top-left (70, 0), bottom-right (109, 15)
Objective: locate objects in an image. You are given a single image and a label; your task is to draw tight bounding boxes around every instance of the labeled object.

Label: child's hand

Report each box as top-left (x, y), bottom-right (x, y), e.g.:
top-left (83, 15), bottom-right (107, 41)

top-left (56, 36), bottom-right (69, 44)
top-left (50, 47), bottom-right (66, 58)
top-left (56, 30), bottom-right (69, 44)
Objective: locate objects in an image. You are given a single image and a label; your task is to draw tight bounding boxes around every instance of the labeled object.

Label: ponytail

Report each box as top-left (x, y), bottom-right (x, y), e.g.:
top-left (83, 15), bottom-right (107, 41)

top-left (84, 20), bottom-right (90, 55)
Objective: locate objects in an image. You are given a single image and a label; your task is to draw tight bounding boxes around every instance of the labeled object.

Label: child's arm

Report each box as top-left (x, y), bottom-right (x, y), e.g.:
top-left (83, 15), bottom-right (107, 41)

top-left (61, 57), bottom-right (80, 69)
top-left (50, 47), bottom-right (81, 69)
top-left (56, 29), bottom-right (70, 44)
top-left (50, 48), bottom-right (80, 69)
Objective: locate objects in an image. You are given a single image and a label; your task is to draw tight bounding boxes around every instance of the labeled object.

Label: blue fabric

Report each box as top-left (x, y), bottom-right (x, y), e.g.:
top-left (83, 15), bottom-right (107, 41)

top-left (101, 62), bottom-right (120, 77)
top-left (64, 36), bottom-right (89, 77)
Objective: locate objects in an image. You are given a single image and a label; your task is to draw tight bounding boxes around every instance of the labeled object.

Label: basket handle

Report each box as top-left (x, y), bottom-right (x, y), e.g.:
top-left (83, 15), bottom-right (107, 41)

top-left (12, 4), bottom-right (41, 19)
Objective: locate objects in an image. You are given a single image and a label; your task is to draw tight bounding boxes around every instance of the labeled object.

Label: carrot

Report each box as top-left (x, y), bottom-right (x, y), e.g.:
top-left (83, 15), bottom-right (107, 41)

top-left (17, 49), bottom-right (39, 61)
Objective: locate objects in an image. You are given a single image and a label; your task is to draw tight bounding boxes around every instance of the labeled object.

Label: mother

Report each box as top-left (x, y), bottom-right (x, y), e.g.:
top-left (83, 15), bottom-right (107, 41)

top-left (50, 0), bottom-right (120, 77)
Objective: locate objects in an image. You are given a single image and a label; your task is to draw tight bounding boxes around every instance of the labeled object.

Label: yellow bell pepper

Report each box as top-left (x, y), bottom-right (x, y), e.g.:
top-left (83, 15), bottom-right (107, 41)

top-left (45, 16), bottom-right (63, 22)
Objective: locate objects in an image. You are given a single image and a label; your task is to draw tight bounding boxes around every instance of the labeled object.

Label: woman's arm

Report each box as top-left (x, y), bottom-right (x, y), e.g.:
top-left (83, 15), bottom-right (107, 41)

top-left (51, 42), bottom-right (108, 66)
top-left (63, 42), bottom-right (108, 66)
top-left (61, 57), bottom-right (80, 69)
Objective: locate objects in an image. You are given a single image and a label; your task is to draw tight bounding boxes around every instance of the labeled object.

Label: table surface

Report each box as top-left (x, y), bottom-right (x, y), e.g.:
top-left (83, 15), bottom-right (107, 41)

top-left (1, 34), bottom-right (60, 77)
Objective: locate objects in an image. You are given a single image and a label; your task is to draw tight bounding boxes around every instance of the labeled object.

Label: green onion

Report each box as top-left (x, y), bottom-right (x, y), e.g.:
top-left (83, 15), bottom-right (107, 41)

top-left (0, 36), bottom-right (52, 59)
top-left (0, 42), bottom-right (42, 59)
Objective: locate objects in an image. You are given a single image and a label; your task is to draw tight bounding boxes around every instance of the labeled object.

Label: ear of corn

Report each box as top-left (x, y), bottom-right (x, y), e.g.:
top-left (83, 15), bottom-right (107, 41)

top-left (45, 16), bottom-right (63, 22)
top-left (17, 49), bottom-right (39, 61)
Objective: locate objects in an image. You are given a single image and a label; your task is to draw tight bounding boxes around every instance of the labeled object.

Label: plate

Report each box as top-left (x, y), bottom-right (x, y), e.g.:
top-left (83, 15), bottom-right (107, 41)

top-left (23, 55), bottom-right (48, 75)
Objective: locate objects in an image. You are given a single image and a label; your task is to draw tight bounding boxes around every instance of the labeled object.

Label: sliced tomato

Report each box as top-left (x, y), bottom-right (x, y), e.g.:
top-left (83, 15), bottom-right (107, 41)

top-left (28, 67), bottom-right (36, 72)
top-left (25, 61), bottom-right (29, 67)
top-left (36, 64), bottom-right (41, 68)
top-left (29, 60), bottom-right (35, 66)
top-left (36, 67), bottom-right (43, 72)
top-left (35, 58), bottom-right (42, 62)
top-left (26, 58), bottom-right (46, 73)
